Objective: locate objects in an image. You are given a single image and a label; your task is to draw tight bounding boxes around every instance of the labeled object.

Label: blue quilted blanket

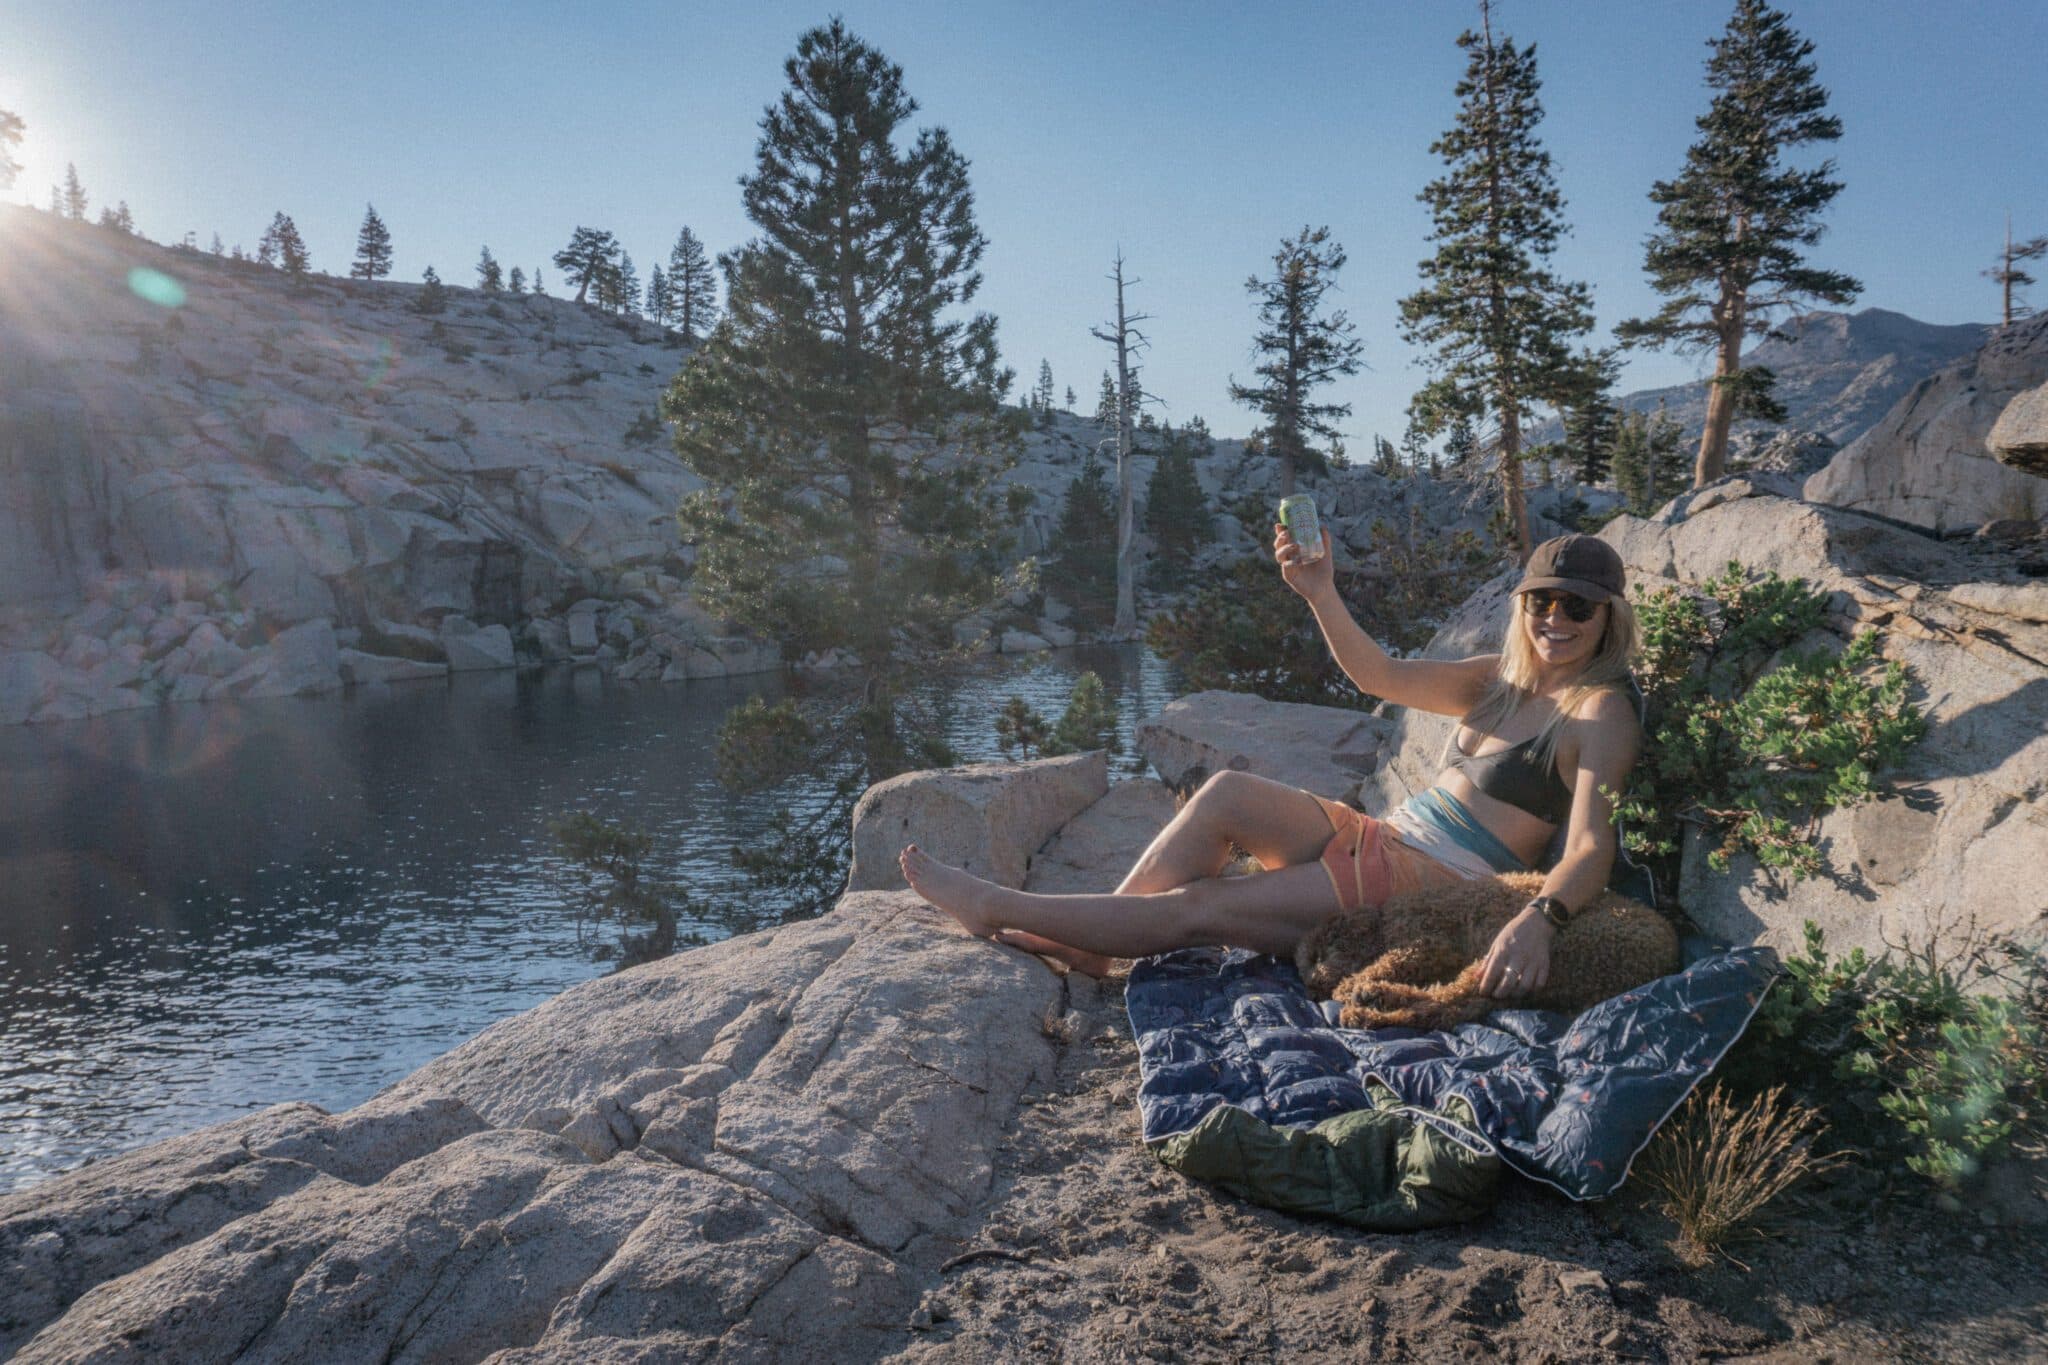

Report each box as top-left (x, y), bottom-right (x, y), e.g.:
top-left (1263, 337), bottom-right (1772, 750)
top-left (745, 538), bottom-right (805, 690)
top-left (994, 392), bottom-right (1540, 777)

top-left (1127, 944), bottom-right (1780, 1201)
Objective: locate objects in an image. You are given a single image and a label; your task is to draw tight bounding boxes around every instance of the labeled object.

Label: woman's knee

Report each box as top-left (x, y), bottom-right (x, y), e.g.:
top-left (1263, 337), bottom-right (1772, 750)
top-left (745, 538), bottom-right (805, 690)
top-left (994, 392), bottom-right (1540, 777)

top-left (1186, 768), bottom-right (1273, 823)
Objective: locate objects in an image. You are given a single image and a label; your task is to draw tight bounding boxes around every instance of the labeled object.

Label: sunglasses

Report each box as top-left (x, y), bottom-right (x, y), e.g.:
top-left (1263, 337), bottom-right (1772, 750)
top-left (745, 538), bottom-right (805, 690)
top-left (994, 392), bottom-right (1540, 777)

top-left (1519, 590), bottom-right (1601, 623)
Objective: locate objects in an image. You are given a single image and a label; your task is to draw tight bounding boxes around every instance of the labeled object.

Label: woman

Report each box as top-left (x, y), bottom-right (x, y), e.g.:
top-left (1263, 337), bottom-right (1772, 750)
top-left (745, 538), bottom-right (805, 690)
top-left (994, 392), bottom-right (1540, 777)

top-left (901, 524), bottom-right (1641, 1000)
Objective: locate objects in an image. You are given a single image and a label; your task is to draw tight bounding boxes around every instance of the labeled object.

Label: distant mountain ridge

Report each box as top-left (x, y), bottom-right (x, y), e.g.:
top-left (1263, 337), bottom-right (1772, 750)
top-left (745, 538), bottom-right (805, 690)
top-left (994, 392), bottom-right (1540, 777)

top-left (1531, 307), bottom-right (1992, 451)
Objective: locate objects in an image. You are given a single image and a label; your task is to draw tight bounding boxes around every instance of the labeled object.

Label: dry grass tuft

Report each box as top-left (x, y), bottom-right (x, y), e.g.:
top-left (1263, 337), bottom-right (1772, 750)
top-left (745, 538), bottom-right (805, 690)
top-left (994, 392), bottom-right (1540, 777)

top-left (1637, 1083), bottom-right (1844, 1266)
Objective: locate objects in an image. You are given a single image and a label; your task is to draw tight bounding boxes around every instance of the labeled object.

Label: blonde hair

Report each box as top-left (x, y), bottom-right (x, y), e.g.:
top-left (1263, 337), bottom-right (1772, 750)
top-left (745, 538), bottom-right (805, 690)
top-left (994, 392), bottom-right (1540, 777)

top-left (1452, 594), bottom-right (1640, 775)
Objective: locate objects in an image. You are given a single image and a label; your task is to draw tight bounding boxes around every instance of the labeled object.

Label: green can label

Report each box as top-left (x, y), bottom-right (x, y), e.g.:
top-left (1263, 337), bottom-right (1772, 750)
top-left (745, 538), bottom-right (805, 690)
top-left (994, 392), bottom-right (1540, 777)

top-left (1278, 494), bottom-right (1324, 562)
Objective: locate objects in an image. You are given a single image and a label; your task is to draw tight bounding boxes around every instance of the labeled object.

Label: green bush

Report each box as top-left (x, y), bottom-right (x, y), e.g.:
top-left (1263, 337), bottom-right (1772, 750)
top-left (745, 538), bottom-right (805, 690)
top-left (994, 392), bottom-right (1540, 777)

top-left (1610, 563), bottom-right (1926, 886)
top-left (1721, 921), bottom-right (2048, 1191)
top-left (992, 671), bottom-right (1122, 760)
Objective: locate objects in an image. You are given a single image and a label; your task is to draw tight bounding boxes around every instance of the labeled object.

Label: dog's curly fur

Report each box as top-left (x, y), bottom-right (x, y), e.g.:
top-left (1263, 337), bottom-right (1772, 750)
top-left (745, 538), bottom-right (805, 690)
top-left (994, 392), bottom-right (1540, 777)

top-left (1294, 870), bottom-right (1680, 1031)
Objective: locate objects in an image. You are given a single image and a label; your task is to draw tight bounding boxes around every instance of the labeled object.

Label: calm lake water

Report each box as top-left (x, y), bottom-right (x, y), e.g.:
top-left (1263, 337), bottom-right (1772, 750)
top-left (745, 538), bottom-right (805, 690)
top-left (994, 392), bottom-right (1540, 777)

top-left (0, 644), bottom-right (1179, 1193)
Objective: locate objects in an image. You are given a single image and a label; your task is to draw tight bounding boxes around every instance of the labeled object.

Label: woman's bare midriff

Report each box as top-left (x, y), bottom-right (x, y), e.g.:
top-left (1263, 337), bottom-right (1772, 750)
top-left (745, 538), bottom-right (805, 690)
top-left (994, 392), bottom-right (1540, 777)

top-left (1434, 768), bottom-right (1563, 867)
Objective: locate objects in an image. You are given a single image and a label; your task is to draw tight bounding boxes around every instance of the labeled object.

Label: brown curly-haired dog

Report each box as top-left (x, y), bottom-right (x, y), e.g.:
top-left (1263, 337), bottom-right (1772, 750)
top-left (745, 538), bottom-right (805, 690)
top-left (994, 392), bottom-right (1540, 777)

top-left (1294, 870), bottom-right (1679, 1032)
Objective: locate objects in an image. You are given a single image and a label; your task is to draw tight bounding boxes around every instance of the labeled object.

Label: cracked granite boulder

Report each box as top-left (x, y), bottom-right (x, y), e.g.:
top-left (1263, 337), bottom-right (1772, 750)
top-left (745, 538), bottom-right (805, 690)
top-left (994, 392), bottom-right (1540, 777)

top-left (1, 761), bottom-right (1082, 1361)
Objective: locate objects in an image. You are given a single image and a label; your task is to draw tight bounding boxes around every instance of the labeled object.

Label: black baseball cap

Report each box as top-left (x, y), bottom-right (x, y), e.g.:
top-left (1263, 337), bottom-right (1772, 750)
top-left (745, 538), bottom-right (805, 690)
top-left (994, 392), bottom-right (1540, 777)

top-left (1513, 534), bottom-right (1625, 603)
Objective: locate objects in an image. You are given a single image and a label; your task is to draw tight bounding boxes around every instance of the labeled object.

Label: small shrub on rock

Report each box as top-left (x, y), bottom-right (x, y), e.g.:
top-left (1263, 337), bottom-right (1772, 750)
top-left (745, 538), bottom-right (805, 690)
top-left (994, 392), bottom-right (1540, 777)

top-left (1611, 563), bottom-right (1926, 886)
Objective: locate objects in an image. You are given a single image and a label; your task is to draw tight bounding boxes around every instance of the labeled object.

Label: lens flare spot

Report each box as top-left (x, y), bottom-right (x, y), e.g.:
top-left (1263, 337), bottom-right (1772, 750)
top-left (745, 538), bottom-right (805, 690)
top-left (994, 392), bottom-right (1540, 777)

top-left (364, 337), bottom-right (397, 388)
top-left (127, 268), bottom-right (187, 309)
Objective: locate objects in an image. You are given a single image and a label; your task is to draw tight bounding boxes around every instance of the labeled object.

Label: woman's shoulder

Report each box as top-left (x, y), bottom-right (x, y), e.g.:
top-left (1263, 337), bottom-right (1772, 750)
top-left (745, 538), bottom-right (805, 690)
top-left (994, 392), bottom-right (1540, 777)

top-left (1564, 681), bottom-right (1643, 736)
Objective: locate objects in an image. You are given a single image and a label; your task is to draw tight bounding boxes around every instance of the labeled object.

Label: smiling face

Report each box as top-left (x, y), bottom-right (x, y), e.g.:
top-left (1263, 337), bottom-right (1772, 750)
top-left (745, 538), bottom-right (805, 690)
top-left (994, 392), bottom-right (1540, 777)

top-left (1518, 591), bottom-right (1609, 677)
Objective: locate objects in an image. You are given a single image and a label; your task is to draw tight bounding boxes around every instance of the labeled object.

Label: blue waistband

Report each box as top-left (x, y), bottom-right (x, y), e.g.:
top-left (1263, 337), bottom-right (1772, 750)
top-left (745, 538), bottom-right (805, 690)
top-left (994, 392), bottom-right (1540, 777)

top-left (1399, 787), bottom-right (1529, 874)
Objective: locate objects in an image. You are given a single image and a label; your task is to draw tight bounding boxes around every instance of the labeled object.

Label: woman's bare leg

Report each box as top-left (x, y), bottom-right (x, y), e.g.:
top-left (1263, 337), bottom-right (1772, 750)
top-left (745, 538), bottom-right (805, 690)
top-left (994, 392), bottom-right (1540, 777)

top-left (1114, 770), bottom-right (1339, 893)
top-left (900, 844), bottom-right (1343, 962)
top-left (989, 771), bottom-right (1341, 973)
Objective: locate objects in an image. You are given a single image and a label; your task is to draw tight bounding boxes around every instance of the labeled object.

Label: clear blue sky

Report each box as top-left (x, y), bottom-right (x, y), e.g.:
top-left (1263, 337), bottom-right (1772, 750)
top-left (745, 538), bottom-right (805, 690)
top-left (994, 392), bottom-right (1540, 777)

top-left (3, 1), bottom-right (2043, 443)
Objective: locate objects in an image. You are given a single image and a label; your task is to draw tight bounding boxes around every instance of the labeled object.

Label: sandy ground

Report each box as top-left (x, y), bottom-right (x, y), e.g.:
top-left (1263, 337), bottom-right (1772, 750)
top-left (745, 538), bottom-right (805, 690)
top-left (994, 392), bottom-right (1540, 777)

top-left (892, 969), bottom-right (2048, 1365)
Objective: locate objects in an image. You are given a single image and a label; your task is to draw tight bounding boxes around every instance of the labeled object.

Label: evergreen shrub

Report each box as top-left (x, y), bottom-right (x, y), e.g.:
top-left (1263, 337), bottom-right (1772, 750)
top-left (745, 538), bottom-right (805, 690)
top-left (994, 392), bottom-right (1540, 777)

top-left (1720, 921), bottom-right (2048, 1192)
top-left (1610, 563), bottom-right (1926, 887)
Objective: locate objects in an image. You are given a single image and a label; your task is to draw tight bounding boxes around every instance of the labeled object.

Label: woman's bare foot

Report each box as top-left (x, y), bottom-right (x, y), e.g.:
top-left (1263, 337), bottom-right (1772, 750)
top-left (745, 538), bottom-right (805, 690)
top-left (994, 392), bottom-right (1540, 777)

top-left (899, 844), bottom-right (1010, 938)
top-left (990, 929), bottom-right (1123, 980)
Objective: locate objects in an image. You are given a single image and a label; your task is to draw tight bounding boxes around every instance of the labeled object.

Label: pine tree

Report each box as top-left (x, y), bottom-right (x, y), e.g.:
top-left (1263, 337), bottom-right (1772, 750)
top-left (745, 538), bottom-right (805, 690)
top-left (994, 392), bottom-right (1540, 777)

top-left (0, 107), bottom-right (22, 191)
top-left (210, 232), bottom-right (225, 256)
top-left (1369, 434), bottom-right (1400, 476)
top-left (1443, 415), bottom-right (1477, 472)
top-left (259, 212), bottom-right (310, 279)
top-left (533, 266), bottom-right (547, 296)
top-left (1610, 401), bottom-right (1682, 514)
top-left (1561, 348), bottom-right (1622, 485)
top-left (476, 245), bottom-right (503, 292)
top-left (1064, 385), bottom-right (1077, 410)
top-left (351, 204), bottom-right (393, 280)
top-left (1143, 429), bottom-right (1214, 588)
top-left (61, 163), bottom-right (87, 220)
top-left (98, 201), bottom-right (135, 234)
top-left (507, 265), bottom-right (526, 295)
top-left (1985, 215), bottom-right (2048, 326)
top-left (615, 251), bottom-right (641, 314)
top-left (667, 226), bottom-right (718, 341)
top-left (1034, 359), bottom-right (1055, 412)
top-left (412, 265), bottom-right (449, 315)
top-left (48, 186), bottom-right (60, 215)
top-left (647, 264), bottom-right (669, 326)
top-left (1616, 0), bottom-right (1860, 488)
top-left (664, 19), bottom-right (1018, 813)
top-left (1399, 2), bottom-right (1594, 558)
top-left (1230, 225), bottom-right (1363, 499)
top-left (553, 227), bottom-right (622, 305)
top-left (1399, 410), bottom-right (1433, 476)
top-left (1094, 371), bottom-right (1118, 427)
top-left (1053, 456), bottom-right (1120, 625)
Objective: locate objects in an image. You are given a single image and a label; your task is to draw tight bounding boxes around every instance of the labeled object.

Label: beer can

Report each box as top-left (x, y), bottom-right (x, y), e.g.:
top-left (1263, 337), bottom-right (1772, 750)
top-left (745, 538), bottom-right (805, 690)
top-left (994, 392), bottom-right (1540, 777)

top-left (1277, 494), bottom-right (1324, 563)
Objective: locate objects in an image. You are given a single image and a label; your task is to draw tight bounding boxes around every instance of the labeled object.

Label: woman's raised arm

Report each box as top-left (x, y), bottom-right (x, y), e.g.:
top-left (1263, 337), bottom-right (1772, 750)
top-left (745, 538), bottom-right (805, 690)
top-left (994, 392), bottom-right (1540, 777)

top-left (1276, 524), bottom-right (1495, 716)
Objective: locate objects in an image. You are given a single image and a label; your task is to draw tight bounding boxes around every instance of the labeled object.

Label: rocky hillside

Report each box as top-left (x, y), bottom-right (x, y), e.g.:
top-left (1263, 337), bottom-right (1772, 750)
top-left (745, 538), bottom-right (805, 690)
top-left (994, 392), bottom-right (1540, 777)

top-left (1528, 307), bottom-right (1990, 459)
top-left (1805, 311), bottom-right (2048, 534)
top-left (0, 205), bottom-right (1514, 725)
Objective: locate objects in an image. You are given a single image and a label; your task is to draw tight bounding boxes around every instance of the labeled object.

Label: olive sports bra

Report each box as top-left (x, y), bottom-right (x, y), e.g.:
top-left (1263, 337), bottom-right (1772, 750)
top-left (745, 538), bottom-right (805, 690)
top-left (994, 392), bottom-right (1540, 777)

top-left (1445, 731), bottom-right (1574, 825)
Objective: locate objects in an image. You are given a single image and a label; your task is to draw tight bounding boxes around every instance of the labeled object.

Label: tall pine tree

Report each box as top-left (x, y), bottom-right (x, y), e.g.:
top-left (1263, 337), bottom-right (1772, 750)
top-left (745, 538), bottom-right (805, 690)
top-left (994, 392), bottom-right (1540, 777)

top-left (647, 264), bottom-right (670, 326)
top-left (351, 204), bottom-right (393, 279)
top-left (476, 245), bottom-right (503, 292)
top-left (507, 265), bottom-right (526, 295)
top-left (1616, 0), bottom-right (1859, 488)
top-left (667, 226), bottom-right (718, 341)
top-left (1559, 347), bottom-right (1621, 485)
top-left (259, 212), bottom-right (311, 279)
top-left (664, 19), bottom-right (1019, 837)
top-left (1053, 456), bottom-right (1120, 625)
top-left (554, 227), bottom-right (622, 304)
top-left (1399, 2), bottom-right (1593, 559)
top-left (1229, 225), bottom-right (1362, 498)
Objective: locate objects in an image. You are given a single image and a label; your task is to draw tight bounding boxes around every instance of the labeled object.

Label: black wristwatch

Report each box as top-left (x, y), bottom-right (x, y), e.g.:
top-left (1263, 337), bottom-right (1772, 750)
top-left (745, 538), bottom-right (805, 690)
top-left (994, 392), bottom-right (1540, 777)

top-left (1528, 895), bottom-right (1571, 929)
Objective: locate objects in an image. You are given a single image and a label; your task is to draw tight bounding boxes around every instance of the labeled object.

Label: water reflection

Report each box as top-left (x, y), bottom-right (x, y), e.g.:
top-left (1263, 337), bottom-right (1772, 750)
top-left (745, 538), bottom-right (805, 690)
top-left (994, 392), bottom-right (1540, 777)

top-left (0, 644), bottom-right (1177, 1191)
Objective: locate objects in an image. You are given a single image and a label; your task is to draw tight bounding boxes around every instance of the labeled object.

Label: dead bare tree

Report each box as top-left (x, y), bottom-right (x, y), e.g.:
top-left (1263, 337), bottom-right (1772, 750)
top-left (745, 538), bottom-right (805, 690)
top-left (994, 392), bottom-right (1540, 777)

top-left (1090, 251), bottom-right (1152, 637)
top-left (1985, 212), bottom-right (2048, 327)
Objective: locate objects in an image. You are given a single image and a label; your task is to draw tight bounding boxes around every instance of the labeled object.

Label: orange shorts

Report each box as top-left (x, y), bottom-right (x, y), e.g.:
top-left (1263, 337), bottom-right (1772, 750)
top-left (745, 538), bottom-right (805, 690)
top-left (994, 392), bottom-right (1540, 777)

top-left (1312, 795), bottom-right (1474, 915)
